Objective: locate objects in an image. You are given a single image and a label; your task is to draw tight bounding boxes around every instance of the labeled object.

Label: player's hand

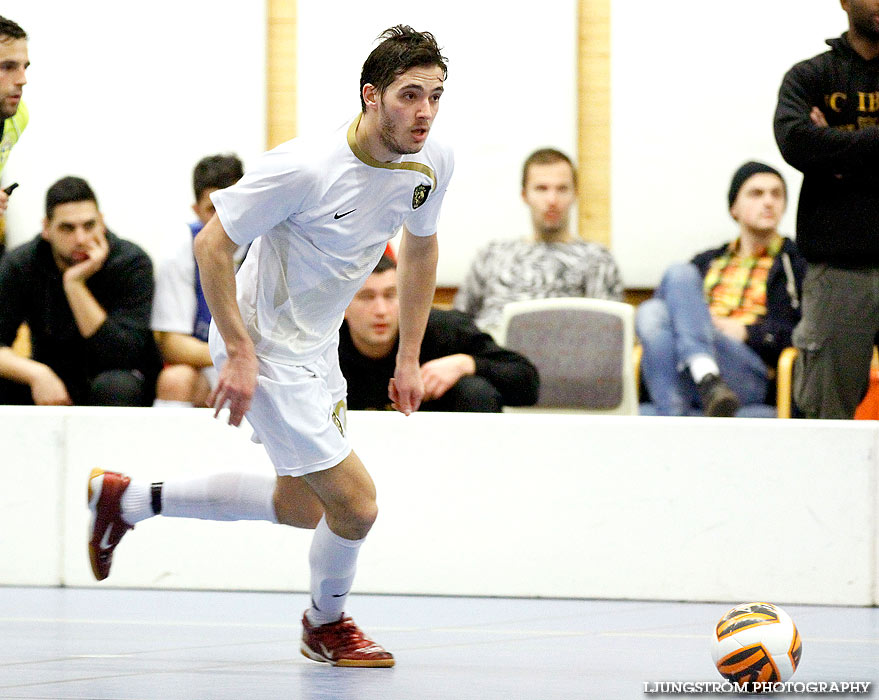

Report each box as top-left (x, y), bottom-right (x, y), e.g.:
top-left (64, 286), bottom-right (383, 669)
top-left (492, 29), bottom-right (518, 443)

top-left (209, 346), bottom-right (258, 426)
top-left (420, 354), bottom-right (475, 400)
top-left (0, 190), bottom-right (8, 217)
top-left (389, 358), bottom-right (424, 415)
top-left (810, 106), bottom-right (828, 128)
top-left (63, 234), bottom-right (110, 284)
top-left (30, 366), bottom-right (73, 406)
top-left (711, 315), bottom-right (748, 343)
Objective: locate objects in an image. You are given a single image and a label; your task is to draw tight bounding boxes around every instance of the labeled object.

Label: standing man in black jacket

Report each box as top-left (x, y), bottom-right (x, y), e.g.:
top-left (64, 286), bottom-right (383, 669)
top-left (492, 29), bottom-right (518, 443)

top-left (774, 0), bottom-right (879, 418)
top-left (340, 255), bottom-right (539, 411)
top-left (0, 176), bottom-right (161, 405)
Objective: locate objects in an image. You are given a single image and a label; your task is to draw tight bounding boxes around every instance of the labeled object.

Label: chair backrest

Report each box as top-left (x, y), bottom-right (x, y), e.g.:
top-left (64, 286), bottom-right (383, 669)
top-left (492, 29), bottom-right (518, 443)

top-left (496, 297), bottom-right (638, 415)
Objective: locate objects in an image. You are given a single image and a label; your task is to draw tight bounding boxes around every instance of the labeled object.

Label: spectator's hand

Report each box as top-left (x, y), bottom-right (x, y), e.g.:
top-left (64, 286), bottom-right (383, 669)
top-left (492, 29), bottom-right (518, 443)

top-left (810, 106), bottom-right (828, 127)
top-left (63, 233), bottom-right (110, 284)
top-left (420, 354), bottom-right (476, 400)
top-left (389, 358), bottom-right (424, 416)
top-left (711, 315), bottom-right (748, 343)
top-left (209, 346), bottom-right (258, 426)
top-left (30, 366), bottom-right (73, 406)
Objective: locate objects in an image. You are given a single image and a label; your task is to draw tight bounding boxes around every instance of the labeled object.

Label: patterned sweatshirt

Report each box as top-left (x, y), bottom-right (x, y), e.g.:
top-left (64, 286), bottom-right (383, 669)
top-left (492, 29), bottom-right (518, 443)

top-left (453, 238), bottom-right (623, 334)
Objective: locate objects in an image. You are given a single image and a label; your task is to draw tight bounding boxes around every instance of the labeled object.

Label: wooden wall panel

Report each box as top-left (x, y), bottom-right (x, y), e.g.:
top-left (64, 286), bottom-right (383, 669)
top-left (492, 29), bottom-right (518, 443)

top-left (578, 0), bottom-right (611, 246)
top-left (266, 0), bottom-right (297, 148)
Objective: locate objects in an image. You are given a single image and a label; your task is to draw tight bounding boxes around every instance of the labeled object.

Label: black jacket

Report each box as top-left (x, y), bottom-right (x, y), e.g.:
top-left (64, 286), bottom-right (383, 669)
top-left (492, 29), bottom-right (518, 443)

top-left (0, 232), bottom-right (162, 403)
top-left (339, 308), bottom-right (539, 410)
top-left (774, 33), bottom-right (879, 268)
top-left (691, 237), bottom-right (806, 369)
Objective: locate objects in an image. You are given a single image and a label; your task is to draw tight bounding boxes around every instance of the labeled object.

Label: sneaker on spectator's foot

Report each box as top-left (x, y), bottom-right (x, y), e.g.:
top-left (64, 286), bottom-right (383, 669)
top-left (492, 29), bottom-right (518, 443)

top-left (696, 374), bottom-right (740, 417)
top-left (300, 612), bottom-right (395, 667)
top-left (87, 468), bottom-right (133, 581)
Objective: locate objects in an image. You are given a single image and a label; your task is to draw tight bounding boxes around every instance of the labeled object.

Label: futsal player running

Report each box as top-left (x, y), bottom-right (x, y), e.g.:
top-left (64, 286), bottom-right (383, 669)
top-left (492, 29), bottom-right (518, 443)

top-left (87, 25), bottom-right (452, 667)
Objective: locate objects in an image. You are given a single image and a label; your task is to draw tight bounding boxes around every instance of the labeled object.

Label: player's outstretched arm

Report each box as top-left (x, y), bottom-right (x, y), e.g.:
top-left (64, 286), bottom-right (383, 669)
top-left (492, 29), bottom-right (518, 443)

top-left (391, 227), bottom-right (438, 415)
top-left (193, 215), bottom-right (257, 426)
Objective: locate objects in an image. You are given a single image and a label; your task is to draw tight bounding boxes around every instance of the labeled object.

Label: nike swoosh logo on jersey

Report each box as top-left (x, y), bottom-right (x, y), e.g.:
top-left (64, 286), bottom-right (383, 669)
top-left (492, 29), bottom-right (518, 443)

top-left (331, 590), bottom-right (351, 598)
top-left (334, 209), bottom-right (356, 219)
top-left (99, 522), bottom-right (114, 550)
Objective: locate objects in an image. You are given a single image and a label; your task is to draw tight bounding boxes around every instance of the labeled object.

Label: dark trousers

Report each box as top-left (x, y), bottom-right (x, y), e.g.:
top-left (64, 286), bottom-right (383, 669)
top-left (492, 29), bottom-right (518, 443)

top-left (793, 264), bottom-right (879, 419)
top-left (0, 369), bottom-right (152, 406)
top-left (423, 375), bottom-right (504, 412)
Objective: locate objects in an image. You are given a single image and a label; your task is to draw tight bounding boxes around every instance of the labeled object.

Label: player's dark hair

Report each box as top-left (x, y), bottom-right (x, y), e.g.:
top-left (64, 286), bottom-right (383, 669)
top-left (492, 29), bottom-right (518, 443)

top-left (522, 148), bottom-right (577, 190)
top-left (360, 25), bottom-right (447, 112)
top-left (45, 176), bottom-right (98, 220)
top-left (192, 154), bottom-right (244, 201)
top-left (0, 16), bottom-right (27, 41)
top-left (372, 254), bottom-right (396, 274)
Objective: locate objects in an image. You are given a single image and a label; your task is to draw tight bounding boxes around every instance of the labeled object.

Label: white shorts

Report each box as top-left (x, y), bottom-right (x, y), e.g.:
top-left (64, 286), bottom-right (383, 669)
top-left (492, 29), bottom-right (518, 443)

top-left (210, 329), bottom-right (350, 477)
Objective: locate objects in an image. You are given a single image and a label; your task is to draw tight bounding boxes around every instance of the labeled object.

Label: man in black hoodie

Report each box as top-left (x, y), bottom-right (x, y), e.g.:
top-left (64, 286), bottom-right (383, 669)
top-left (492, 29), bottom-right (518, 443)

top-left (774, 0), bottom-right (879, 419)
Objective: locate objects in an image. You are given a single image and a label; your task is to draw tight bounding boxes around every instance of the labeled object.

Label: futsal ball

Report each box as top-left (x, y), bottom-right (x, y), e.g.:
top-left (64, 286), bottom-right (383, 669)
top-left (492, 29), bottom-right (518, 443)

top-left (710, 602), bottom-right (802, 684)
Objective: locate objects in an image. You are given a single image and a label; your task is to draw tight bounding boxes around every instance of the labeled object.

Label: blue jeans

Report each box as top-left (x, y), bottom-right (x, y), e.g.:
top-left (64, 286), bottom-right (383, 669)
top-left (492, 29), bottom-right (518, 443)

top-left (635, 263), bottom-right (769, 416)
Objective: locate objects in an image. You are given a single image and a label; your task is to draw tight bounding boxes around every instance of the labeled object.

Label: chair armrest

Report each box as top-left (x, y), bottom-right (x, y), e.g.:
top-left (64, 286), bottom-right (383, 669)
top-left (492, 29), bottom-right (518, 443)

top-left (633, 344), bottom-right (642, 401)
top-left (776, 347), bottom-right (798, 419)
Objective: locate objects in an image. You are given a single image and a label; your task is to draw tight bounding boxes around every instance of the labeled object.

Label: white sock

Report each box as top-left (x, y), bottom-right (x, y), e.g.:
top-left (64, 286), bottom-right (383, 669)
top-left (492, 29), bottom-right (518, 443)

top-left (120, 480), bottom-right (154, 525)
top-left (688, 354), bottom-right (721, 384)
top-left (306, 515), bottom-right (364, 626)
top-left (152, 399), bottom-right (193, 408)
top-left (122, 472), bottom-right (278, 524)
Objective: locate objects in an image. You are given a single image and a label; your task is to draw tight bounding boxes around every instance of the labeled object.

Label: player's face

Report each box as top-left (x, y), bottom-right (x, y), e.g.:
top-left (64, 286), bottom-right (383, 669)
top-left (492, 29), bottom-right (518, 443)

top-left (522, 161), bottom-right (577, 240)
top-left (844, 0), bottom-right (879, 40)
top-left (729, 173), bottom-right (786, 235)
top-left (377, 64), bottom-right (445, 156)
top-left (0, 37), bottom-right (28, 120)
top-left (192, 187), bottom-right (218, 226)
top-left (42, 201), bottom-right (107, 272)
top-left (344, 269), bottom-right (400, 358)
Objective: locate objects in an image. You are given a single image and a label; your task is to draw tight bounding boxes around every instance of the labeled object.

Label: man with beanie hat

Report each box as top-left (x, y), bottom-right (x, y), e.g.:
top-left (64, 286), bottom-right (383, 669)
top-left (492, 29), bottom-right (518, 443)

top-left (635, 162), bottom-right (806, 416)
top-left (774, 0), bottom-right (879, 419)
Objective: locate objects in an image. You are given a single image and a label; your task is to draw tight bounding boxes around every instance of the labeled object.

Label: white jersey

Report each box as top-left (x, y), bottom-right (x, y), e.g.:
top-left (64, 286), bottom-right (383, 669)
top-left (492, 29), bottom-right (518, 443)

top-left (151, 223), bottom-right (199, 335)
top-left (151, 223), bottom-right (248, 336)
top-left (211, 115), bottom-right (454, 365)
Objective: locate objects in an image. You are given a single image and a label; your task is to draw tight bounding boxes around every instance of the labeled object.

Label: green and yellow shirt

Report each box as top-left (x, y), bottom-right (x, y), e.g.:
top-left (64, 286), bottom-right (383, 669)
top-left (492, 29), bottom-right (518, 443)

top-left (0, 100), bottom-right (28, 174)
top-left (703, 234), bottom-right (783, 325)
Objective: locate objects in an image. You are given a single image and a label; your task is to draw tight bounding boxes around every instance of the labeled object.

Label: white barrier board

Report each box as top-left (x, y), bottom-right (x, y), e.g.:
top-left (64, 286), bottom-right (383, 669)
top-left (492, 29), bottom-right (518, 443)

top-left (0, 408), bottom-right (875, 605)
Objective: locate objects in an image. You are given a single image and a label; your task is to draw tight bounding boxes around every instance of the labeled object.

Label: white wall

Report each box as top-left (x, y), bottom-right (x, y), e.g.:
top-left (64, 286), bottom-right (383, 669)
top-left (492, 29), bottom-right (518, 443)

top-left (2, 407), bottom-right (877, 607)
top-left (1, 1), bottom-right (266, 265)
top-left (611, 1), bottom-right (849, 286)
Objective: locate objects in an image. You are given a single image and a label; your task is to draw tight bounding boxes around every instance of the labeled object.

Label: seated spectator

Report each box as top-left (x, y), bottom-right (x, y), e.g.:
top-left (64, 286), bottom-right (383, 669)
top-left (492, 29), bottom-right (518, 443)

top-left (340, 255), bottom-right (539, 412)
top-left (0, 176), bottom-right (161, 405)
top-left (454, 148), bottom-right (622, 336)
top-left (636, 162), bottom-right (806, 416)
top-left (150, 154), bottom-right (244, 406)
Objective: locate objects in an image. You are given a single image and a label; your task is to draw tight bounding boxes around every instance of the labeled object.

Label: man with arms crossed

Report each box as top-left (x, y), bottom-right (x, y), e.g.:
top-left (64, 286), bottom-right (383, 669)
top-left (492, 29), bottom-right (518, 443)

top-left (775, 0), bottom-right (879, 418)
top-left (87, 25), bottom-right (452, 667)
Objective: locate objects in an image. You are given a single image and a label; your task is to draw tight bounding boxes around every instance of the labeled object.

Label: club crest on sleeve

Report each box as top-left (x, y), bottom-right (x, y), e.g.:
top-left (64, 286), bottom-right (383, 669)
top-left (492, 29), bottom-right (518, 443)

top-left (412, 184), bottom-right (431, 209)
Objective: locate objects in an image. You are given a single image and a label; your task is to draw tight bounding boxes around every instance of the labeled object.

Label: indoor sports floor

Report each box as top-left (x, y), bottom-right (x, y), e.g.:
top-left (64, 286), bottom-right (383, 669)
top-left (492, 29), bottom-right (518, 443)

top-left (0, 587), bottom-right (875, 699)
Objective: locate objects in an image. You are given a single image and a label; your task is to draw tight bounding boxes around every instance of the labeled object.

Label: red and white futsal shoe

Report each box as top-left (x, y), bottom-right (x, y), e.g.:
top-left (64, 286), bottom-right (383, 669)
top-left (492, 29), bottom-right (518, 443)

top-left (87, 468), bottom-right (133, 581)
top-left (300, 613), bottom-right (395, 667)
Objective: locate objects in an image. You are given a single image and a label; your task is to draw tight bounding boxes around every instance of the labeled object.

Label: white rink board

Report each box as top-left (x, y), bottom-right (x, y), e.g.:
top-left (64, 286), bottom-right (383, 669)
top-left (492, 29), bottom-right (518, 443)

top-left (0, 407), bottom-right (876, 605)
